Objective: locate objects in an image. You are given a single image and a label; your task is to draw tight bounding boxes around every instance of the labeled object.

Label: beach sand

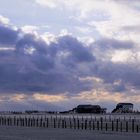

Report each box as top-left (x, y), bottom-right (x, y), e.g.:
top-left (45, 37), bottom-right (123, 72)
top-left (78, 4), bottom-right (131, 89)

top-left (0, 126), bottom-right (140, 140)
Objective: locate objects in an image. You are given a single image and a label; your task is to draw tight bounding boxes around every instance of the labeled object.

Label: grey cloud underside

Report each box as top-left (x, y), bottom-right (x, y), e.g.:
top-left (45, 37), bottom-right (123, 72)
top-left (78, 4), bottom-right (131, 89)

top-left (0, 99), bottom-right (63, 111)
top-left (122, 25), bottom-right (140, 33)
top-left (0, 23), bottom-right (139, 95)
top-left (0, 25), bottom-right (19, 46)
top-left (94, 38), bottom-right (134, 50)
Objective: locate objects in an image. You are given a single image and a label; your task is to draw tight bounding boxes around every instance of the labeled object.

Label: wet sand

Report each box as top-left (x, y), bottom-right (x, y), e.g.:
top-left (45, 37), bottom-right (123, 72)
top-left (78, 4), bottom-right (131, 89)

top-left (0, 126), bottom-right (140, 140)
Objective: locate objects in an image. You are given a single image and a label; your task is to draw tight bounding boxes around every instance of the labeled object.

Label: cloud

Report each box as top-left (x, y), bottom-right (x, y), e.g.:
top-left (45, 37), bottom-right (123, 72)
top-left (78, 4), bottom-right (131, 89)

top-left (33, 93), bottom-right (68, 102)
top-left (1, 13), bottom-right (140, 110)
top-left (35, 0), bottom-right (110, 19)
top-left (36, 0), bottom-right (57, 8)
top-left (35, 0), bottom-right (140, 44)
top-left (0, 94), bottom-right (64, 111)
top-left (0, 21), bottom-right (95, 95)
top-left (0, 24), bottom-right (19, 46)
top-left (0, 18), bottom-right (139, 97)
top-left (0, 15), bottom-right (9, 24)
top-left (21, 25), bottom-right (39, 34)
top-left (75, 26), bottom-right (92, 34)
top-left (35, 0), bottom-right (140, 21)
top-left (94, 38), bottom-right (134, 50)
top-left (122, 25), bottom-right (140, 34)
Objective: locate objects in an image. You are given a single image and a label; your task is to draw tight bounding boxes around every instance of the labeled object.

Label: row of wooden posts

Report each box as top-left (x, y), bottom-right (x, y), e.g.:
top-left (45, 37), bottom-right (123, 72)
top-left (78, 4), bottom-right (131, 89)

top-left (0, 116), bottom-right (139, 133)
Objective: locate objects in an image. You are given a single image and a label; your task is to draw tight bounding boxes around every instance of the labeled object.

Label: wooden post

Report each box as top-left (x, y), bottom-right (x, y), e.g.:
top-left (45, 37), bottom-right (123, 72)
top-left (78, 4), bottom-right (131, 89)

top-left (89, 120), bottom-right (91, 130)
top-left (92, 121), bottom-right (95, 130)
top-left (40, 117), bottom-right (42, 127)
top-left (100, 117), bottom-right (103, 130)
top-left (7, 117), bottom-right (9, 126)
top-left (105, 123), bottom-right (108, 131)
top-left (69, 119), bottom-right (72, 129)
top-left (22, 118), bottom-right (24, 127)
top-left (53, 118), bottom-right (56, 128)
top-left (64, 119), bottom-right (67, 128)
top-left (77, 119), bottom-right (79, 129)
top-left (25, 117), bottom-right (27, 127)
top-left (4, 117), bottom-right (6, 126)
top-left (132, 119), bottom-right (135, 132)
top-left (62, 119), bottom-right (64, 128)
top-left (1, 117), bottom-right (3, 126)
top-left (81, 121), bottom-right (84, 130)
top-left (126, 121), bottom-right (128, 132)
top-left (29, 118), bottom-right (31, 127)
top-left (136, 125), bottom-right (139, 133)
top-left (97, 121), bottom-right (99, 130)
top-left (85, 120), bottom-right (87, 130)
top-left (116, 119), bottom-right (118, 131)
top-left (120, 122), bottom-right (122, 132)
top-left (10, 117), bottom-right (12, 126)
top-left (36, 118), bottom-right (39, 127)
top-left (58, 118), bottom-right (60, 128)
top-left (73, 118), bottom-right (76, 129)
top-left (33, 117), bottom-right (35, 127)
top-left (46, 118), bottom-right (48, 128)
top-left (17, 118), bottom-right (19, 126)
top-left (43, 121), bottom-right (45, 128)
top-left (112, 121), bottom-right (114, 131)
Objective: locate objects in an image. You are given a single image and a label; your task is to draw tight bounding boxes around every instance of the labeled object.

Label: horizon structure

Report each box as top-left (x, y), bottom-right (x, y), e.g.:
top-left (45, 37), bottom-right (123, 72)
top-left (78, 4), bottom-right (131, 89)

top-left (0, 0), bottom-right (140, 112)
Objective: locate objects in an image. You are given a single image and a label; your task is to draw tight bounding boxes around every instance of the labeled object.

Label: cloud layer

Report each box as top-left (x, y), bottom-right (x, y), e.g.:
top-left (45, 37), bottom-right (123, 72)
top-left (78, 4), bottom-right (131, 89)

top-left (1, 0), bottom-right (140, 111)
top-left (0, 20), bottom-right (137, 97)
top-left (0, 18), bottom-right (95, 95)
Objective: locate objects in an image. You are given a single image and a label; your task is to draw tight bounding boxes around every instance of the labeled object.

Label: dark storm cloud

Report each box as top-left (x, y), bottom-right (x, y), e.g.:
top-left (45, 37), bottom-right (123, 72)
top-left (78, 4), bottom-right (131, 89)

top-left (58, 36), bottom-right (94, 62)
top-left (90, 58), bottom-right (140, 93)
top-left (0, 22), bottom-right (139, 95)
top-left (0, 24), bottom-right (95, 94)
top-left (0, 24), bottom-right (19, 46)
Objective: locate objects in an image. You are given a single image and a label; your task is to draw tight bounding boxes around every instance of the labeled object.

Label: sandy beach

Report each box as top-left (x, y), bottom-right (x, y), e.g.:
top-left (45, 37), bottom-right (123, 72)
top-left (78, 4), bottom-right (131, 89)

top-left (0, 126), bottom-right (140, 140)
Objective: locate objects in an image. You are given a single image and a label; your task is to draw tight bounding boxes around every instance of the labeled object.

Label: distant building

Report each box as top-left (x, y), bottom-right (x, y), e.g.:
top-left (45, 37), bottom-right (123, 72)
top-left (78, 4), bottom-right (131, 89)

top-left (112, 103), bottom-right (133, 113)
top-left (75, 104), bottom-right (106, 114)
top-left (25, 110), bottom-right (39, 114)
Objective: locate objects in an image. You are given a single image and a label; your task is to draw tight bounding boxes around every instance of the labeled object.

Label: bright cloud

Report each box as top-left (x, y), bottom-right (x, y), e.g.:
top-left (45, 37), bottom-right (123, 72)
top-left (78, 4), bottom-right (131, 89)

top-left (21, 25), bottom-right (39, 34)
top-left (36, 0), bottom-right (140, 43)
top-left (33, 93), bottom-right (68, 102)
top-left (0, 15), bottom-right (9, 24)
top-left (73, 90), bottom-right (140, 104)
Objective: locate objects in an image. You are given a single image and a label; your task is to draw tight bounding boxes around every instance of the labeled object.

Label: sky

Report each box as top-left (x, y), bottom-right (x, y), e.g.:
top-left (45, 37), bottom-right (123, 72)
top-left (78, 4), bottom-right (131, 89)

top-left (0, 0), bottom-right (140, 112)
